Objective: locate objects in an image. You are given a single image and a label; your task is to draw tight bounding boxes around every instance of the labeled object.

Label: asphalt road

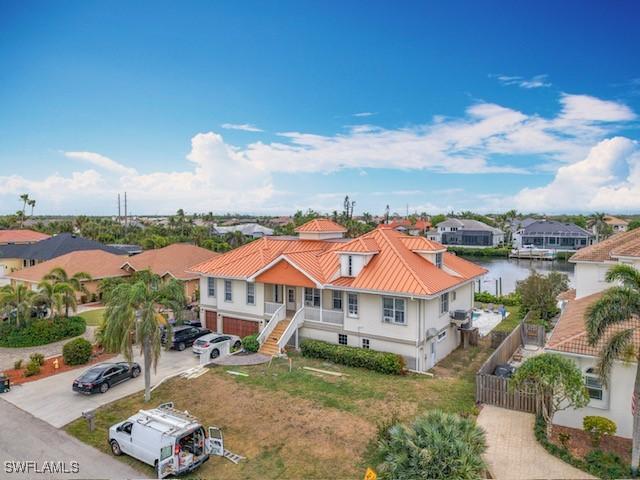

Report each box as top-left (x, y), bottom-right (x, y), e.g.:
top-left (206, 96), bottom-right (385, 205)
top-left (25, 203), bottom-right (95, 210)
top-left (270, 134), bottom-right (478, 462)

top-left (0, 399), bottom-right (142, 480)
top-left (1, 349), bottom-right (200, 428)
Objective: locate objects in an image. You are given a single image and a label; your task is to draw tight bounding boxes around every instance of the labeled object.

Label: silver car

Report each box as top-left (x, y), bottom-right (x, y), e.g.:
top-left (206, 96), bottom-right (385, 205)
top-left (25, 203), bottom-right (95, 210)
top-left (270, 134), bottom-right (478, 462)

top-left (192, 333), bottom-right (242, 358)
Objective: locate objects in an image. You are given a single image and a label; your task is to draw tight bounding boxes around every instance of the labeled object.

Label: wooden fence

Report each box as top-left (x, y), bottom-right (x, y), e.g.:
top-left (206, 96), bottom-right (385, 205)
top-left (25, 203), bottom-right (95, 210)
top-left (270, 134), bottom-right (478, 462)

top-left (476, 317), bottom-right (548, 414)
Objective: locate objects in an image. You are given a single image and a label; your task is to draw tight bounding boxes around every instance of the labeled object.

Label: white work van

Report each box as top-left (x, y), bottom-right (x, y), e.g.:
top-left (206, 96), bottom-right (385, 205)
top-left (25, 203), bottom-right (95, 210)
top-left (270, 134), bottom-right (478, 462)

top-left (108, 403), bottom-right (223, 478)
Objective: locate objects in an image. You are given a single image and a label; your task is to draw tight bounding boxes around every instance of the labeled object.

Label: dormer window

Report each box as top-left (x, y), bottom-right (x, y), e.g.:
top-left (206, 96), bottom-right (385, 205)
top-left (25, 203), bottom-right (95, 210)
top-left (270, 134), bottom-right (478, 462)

top-left (348, 255), bottom-right (353, 276)
top-left (435, 252), bottom-right (443, 268)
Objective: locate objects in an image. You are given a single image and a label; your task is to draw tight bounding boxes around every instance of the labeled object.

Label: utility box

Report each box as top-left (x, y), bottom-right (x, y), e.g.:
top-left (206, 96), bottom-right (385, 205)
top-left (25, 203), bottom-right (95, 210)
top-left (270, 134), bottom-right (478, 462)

top-left (0, 375), bottom-right (10, 393)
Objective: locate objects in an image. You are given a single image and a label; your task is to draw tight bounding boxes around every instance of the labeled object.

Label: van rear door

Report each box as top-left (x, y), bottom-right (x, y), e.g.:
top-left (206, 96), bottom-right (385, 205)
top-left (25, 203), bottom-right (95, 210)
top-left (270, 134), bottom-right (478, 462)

top-left (157, 444), bottom-right (174, 479)
top-left (206, 426), bottom-right (224, 456)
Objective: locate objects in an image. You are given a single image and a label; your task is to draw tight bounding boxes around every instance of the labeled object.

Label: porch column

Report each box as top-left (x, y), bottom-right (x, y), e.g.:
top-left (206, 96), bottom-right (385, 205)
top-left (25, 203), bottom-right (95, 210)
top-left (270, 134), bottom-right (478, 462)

top-left (319, 289), bottom-right (323, 323)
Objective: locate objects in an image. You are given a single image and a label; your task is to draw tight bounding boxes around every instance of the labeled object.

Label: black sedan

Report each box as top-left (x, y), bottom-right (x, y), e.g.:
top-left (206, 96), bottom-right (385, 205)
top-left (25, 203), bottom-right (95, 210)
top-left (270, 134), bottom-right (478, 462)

top-left (72, 362), bottom-right (141, 395)
top-left (162, 325), bottom-right (211, 351)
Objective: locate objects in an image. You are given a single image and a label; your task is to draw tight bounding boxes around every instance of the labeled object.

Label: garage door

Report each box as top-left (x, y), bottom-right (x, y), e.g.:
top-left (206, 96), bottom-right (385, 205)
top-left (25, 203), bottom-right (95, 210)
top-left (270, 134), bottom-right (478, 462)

top-left (222, 317), bottom-right (259, 338)
top-left (204, 310), bottom-right (217, 332)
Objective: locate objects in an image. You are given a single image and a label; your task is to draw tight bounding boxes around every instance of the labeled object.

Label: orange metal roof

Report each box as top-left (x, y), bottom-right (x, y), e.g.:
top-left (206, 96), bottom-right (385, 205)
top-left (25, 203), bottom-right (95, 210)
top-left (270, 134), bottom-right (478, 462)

top-left (388, 219), bottom-right (432, 231)
top-left (124, 243), bottom-right (218, 280)
top-left (191, 228), bottom-right (486, 297)
top-left (0, 229), bottom-right (50, 244)
top-left (400, 236), bottom-right (445, 252)
top-left (294, 218), bottom-right (347, 233)
top-left (255, 259), bottom-right (317, 288)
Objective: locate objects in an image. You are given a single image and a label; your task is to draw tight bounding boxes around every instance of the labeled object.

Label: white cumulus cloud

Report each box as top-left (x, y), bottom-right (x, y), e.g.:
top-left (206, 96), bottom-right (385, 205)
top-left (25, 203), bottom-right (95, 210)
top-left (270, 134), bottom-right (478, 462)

top-left (64, 151), bottom-right (137, 176)
top-left (220, 123), bottom-right (263, 132)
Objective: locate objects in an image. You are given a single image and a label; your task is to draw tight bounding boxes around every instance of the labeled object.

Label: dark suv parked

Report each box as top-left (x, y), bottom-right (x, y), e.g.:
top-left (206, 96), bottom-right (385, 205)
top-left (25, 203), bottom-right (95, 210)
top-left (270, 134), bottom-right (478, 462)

top-left (163, 326), bottom-right (211, 351)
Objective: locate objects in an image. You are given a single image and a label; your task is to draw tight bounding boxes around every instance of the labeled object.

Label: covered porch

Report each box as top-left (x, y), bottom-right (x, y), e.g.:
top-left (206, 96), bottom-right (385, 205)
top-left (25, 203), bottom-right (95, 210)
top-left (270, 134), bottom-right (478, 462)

top-left (263, 283), bottom-right (345, 326)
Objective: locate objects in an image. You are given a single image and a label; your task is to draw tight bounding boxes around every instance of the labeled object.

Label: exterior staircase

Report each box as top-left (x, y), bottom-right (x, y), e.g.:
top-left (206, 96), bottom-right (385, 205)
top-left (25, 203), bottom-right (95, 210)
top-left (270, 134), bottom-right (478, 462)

top-left (258, 318), bottom-right (292, 356)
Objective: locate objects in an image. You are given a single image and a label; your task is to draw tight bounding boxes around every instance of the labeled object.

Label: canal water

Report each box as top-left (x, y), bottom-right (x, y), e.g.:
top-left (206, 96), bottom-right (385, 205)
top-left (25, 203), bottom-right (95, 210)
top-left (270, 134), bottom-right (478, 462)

top-left (461, 256), bottom-right (575, 295)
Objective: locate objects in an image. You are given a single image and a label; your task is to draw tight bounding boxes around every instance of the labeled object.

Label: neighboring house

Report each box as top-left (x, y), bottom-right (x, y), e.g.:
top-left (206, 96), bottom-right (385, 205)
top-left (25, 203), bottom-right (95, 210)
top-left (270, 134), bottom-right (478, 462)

top-left (210, 223), bottom-right (274, 238)
top-left (594, 215), bottom-right (629, 234)
top-left (190, 218), bottom-right (486, 371)
top-left (513, 220), bottom-right (593, 251)
top-left (387, 219), bottom-right (432, 236)
top-left (6, 249), bottom-right (129, 302)
top-left (435, 218), bottom-right (504, 247)
top-left (121, 243), bottom-right (219, 302)
top-left (509, 217), bottom-right (537, 233)
top-left (0, 229), bottom-right (51, 280)
top-left (546, 229), bottom-right (640, 438)
top-left (570, 227), bottom-right (640, 299)
top-left (0, 229), bottom-right (50, 245)
top-left (107, 244), bottom-right (144, 255)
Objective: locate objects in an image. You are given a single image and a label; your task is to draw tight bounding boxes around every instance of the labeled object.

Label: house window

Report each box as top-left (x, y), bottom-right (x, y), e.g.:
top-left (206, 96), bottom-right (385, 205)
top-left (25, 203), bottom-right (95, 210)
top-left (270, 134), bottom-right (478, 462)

top-left (288, 288), bottom-right (295, 303)
top-left (207, 277), bottom-right (216, 297)
top-left (585, 368), bottom-right (604, 401)
top-left (224, 280), bottom-right (232, 302)
top-left (452, 291), bottom-right (457, 301)
top-left (383, 297), bottom-right (406, 325)
top-left (348, 293), bottom-right (358, 317)
top-left (347, 255), bottom-right (353, 276)
top-left (274, 285), bottom-right (281, 303)
top-left (338, 334), bottom-right (347, 345)
top-left (246, 282), bottom-right (255, 305)
top-left (435, 252), bottom-right (443, 268)
top-left (304, 287), bottom-right (320, 307)
top-left (362, 338), bottom-right (370, 349)
top-left (332, 291), bottom-right (342, 310)
top-left (440, 292), bottom-right (449, 315)
top-left (437, 330), bottom-right (447, 343)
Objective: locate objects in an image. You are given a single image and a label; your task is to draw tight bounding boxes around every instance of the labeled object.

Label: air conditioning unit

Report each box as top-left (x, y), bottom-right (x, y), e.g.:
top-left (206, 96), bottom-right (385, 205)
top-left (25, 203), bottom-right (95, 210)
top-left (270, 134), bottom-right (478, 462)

top-left (450, 309), bottom-right (469, 326)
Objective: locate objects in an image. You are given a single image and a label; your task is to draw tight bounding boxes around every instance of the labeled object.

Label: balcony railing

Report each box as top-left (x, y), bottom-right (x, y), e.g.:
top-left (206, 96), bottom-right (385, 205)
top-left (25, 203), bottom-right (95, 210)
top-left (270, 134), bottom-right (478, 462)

top-left (304, 307), bottom-right (344, 325)
top-left (265, 302), bottom-right (284, 316)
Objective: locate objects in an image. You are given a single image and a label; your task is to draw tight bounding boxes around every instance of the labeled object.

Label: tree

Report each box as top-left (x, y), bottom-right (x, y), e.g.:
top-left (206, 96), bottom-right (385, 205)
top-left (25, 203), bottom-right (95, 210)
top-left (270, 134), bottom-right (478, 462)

top-left (376, 410), bottom-right (487, 480)
top-left (19, 193), bottom-right (30, 227)
top-left (28, 199), bottom-right (36, 217)
top-left (591, 212), bottom-right (613, 243)
top-left (0, 283), bottom-right (36, 328)
top-left (586, 263), bottom-right (640, 472)
top-left (430, 213), bottom-right (446, 227)
top-left (510, 353), bottom-right (589, 438)
top-left (516, 271), bottom-right (569, 324)
top-left (102, 274), bottom-right (186, 402)
top-left (628, 219), bottom-right (640, 231)
top-left (43, 267), bottom-right (92, 316)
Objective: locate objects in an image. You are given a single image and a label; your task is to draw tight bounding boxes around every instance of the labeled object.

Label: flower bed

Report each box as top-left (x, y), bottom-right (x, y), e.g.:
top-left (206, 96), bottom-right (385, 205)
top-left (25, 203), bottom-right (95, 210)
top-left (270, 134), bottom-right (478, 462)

top-left (551, 424), bottom-right (631, 465)
top-left (2, 346), bottom-right (115, 386)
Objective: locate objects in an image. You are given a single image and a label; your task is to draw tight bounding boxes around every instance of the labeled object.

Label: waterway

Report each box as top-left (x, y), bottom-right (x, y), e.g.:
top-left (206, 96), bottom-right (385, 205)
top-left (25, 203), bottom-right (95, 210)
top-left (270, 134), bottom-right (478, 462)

top-left (461, 256), bottom-right (575, 295)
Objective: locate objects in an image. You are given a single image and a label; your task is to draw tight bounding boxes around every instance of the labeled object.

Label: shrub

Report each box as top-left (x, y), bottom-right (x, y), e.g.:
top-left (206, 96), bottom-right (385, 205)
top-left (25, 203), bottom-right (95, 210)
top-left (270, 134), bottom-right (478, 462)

top-left (474, 291), bottom-right (520, 306)
top-left (62, 338), bottom-right (93, 365)
top-left (0, 316), bottom-right (86, 347)
top-left (376, 410), bottom-right (487, 479)
top-left (23, 360), bottom-right (41, 377)
top-left (29, 352), bottom-right (45, 366)
top-left (13, 359), bottom-right (23, 370)
top-left (558, 432), bottom-right (571, 449)
top-left (585, 450), bottom-right (630, 480)
top-left (583, 415), bottom-right (617, 447)
top-left (300, 339), bottom-right (405, 375)
top-left (242, 334), bottom-right (259, 353)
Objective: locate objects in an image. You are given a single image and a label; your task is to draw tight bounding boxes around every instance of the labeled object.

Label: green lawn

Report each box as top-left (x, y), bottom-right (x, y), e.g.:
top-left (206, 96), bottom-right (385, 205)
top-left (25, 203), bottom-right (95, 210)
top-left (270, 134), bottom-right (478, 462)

top-left (480, 303), bottom-right (522, 334)
top-left (78, 308), bottom-right (104, 326)
top-left (66, 342), bottom-right (494, 479)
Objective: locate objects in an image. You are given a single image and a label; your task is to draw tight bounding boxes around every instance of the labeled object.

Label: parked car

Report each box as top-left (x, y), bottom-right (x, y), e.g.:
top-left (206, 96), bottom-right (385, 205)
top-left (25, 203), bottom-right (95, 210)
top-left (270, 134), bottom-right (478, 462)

top-left (109, 402), bottom-right (224, 478)
top-left (493, 363), bottom-right (515, 379)
top-left (192, 333), bottom-right (242, 359)
top-left (73, 362), bottom-right (141, 395)
top-left (162, 326), bottom-right (210, 351)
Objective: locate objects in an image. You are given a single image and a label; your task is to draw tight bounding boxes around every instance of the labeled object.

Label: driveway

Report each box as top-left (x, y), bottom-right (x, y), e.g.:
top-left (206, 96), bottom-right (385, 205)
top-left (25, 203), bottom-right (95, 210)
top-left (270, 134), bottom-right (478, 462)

top-left (2, 349), bottom-right (200, 428)
top-left (0, 399), bottom-right (141, 480)
top-left (477, 405), bottom-right (594, 479)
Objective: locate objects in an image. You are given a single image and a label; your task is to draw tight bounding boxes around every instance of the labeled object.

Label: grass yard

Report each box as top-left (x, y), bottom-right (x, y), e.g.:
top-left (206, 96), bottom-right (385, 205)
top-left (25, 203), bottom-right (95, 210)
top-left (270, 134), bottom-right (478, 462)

top-left (78, 308), bottom-right (105, 326)
top-left (481, 303), bottom-right (523, 334)
top-left (66, 341), bottom-right (494, 479)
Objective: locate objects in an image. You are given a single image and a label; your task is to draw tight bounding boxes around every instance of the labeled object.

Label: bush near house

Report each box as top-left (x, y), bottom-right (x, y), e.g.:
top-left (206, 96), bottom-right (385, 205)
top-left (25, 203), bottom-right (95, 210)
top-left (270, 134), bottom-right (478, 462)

top-left (242, 334), bottom-right (259, 353)
top-left (300, 339), bottom-right (405, 375)
top-left (63, 338), bottom-right (93, 365)
top-left (29, 352), bottom-right (45, 366)
top-left (23, 360), bottom-right (41, 377)
top-left (447, 246), bottom-right (511, 257)
top-left (583, 416), bottom-right (617, 447)
top-left (474, 291), bottom-right (520, 306)
top-left (0, 316), bottom-right (86, 347)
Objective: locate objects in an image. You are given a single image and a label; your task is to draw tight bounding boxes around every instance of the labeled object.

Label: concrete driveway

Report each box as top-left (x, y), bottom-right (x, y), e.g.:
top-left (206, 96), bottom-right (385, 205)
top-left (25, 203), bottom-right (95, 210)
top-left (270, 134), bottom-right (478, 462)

top-left (477, 405), bottom-right (594, 479)
top-left (0, 399), bottom-right (141, 480)
top-left (1, 349), bottom-right (200, 428)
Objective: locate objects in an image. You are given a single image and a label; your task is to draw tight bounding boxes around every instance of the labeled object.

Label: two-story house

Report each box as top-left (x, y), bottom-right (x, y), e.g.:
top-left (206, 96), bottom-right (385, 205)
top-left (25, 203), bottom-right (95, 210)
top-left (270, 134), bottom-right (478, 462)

top-left (547, 227), bottom-right (640, 438)
top-left (190, 218), bottom-right (486, 372)
top-left (434, 218), bottom-right (504, 247)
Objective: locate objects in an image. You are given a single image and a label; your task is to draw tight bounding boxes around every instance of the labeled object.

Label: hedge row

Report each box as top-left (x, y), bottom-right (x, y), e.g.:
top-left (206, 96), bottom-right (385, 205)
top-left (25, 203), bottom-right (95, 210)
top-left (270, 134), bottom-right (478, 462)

top-left (0, 316), bottom-right (86, 347)
top-left (446, 246), bottom-right (511, 257)
top-left (474, 291), bottom-right (521, 306)
top-left (534, 416), bottom-right (631, 479)
top-left (300, 339), bottom-right (405, 375)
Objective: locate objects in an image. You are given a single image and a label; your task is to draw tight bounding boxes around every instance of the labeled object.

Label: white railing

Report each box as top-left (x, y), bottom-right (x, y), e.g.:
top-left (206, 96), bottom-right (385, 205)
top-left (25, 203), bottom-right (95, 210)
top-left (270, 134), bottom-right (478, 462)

top-left (264, 302), bottom-right (284, 316)
top-left (304, 306), bottom-right (344, 325)
top-left (278, 306), bottom-right (305, 351)
top-left (257, 303), bottom-right (286, 345)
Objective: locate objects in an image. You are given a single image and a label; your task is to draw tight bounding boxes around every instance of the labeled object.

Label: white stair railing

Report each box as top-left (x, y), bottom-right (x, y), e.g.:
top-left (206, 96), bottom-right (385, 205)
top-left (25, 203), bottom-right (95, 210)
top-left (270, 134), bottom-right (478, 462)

top-left (257, 303), bottom-right (285, 346)
top-left (277, 306), bottom-right (305, 351)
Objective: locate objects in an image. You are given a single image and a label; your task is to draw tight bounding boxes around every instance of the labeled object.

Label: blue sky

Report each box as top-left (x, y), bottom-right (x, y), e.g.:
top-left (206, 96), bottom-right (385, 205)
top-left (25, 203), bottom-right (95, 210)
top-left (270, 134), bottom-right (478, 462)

top-left (1, 1), bottom-right (639, 216)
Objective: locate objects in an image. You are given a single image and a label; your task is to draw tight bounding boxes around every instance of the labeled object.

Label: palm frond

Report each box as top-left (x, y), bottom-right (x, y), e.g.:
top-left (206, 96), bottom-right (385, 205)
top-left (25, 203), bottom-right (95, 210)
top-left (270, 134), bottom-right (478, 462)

top-left (606, 264), bottom-right (640, 291)
top-left (586, 287), bottom-right (640, 345)
top-left (596, 328), bottom-right (634, 387)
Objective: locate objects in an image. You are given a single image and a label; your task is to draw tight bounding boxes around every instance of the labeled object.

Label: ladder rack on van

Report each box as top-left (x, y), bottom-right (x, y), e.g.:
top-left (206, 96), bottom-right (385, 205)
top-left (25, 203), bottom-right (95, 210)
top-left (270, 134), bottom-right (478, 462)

top-left (136, 407), bottom-right (200, 435)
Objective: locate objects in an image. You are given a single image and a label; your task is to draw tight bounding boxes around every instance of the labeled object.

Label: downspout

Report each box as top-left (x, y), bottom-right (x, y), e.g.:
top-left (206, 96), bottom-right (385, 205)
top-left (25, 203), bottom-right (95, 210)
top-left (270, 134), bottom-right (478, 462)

top-left (415, 298), bottom-right (420, 372)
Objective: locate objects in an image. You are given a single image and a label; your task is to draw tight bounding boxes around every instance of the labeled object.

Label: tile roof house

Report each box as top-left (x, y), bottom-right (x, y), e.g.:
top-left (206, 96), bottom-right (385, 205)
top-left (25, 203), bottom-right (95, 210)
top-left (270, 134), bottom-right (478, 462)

top-left (0, 229), bottom-right (50, 245)
top-left (190, 219), bottom-right (487, 371)
top-left (546, 229), bottom-right (640, 438)
top-left (387, 219), bottom-right (432, 236)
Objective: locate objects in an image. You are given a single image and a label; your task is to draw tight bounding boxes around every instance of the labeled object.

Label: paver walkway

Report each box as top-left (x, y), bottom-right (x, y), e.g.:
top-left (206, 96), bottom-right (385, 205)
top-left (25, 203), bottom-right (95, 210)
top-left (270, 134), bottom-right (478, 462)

top-left (0, 326), bottom-right (96, 370)
top-left (477, 405), bottom-right (594, 479)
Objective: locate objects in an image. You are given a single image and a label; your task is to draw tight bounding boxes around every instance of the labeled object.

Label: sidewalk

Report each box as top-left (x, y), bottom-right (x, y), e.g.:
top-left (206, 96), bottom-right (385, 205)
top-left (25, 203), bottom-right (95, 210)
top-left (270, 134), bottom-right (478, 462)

top-left (477, 405), bottom-right (594, 479)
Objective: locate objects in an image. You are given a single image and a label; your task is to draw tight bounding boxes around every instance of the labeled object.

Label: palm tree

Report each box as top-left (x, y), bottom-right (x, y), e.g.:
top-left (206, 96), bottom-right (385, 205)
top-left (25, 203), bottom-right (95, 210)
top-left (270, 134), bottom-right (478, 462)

top-left (28, 199), bottom-right (36, 217)
top-left (587, 264), bottom-right (640, 472)
top-left (19, 193), bottom-right (30, 227)
top-left (102, 274), bottom-right (186, 402)
top-left (43, 267), bottom-right (92, 316)
top-left (0, 283), bottom-right (36, 327)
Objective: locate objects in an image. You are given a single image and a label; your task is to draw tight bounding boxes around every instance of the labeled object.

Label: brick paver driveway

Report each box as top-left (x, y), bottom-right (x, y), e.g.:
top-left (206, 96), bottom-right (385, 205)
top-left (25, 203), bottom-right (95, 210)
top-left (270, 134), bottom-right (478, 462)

top-left (477, 405), bottom-right (594, 479)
